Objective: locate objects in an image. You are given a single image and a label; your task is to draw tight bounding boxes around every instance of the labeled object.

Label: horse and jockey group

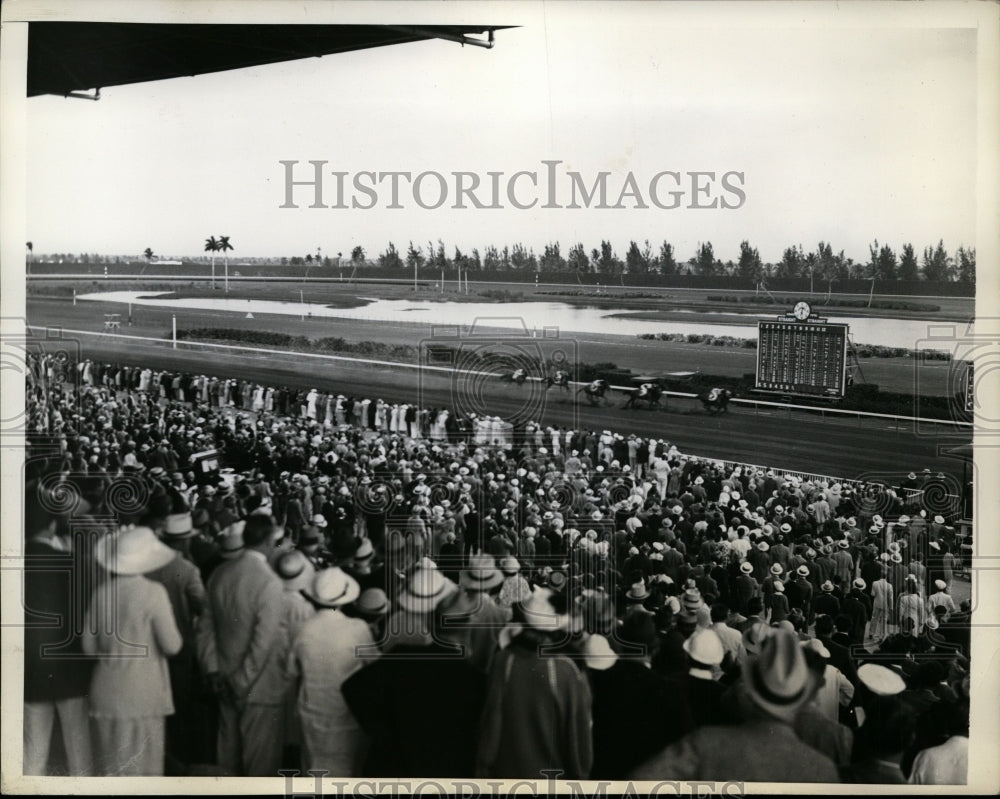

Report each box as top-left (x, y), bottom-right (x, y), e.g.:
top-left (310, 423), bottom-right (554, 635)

top-left (503, 367), bottom-right (734, 414)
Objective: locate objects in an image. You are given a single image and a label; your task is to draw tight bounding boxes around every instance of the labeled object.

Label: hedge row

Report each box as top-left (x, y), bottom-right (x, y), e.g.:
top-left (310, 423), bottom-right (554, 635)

top-left (707, 295), bottom-right (941, 312)
top-left (172, 328), bottom-right (418, 360)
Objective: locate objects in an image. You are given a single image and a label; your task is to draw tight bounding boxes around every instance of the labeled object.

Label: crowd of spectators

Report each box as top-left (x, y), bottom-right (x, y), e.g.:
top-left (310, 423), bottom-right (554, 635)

top-left (22, 355), bottom-right (972, 784)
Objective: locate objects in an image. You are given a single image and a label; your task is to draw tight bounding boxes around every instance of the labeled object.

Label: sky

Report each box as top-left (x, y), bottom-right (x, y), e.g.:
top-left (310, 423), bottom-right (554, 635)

top-left (23, 2), bottom-right (980, 266)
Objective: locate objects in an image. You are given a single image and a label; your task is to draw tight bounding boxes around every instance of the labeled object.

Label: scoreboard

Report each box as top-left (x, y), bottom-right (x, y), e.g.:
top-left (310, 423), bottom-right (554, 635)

top-left (756, 320), bottom-right (849, 397)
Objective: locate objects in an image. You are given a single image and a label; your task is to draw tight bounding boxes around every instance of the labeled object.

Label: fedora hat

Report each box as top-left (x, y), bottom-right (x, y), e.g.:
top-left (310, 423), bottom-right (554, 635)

top-left (520, 586), bottom-right (571, 631)
top-left (740, 561), bottom-right (754, 575)
top-left (837, 540), bottom-right (849, 550)
top-left (397, 566), bottom-right (457, 614)
top-left (743, 621), bottom-right (773, 656)
top-left (274, 549), bottom-right (315, 593)
top-left (796, 565), bottom-right (810, 577)
top-left (683, 628), bottom-right (724, 666)
top-left (355, 587), bottom-right (390, 617)
top-left (163, 511), bottom-right (197, 539)
top-left (821, 581), bottom-right (834, 593)
top-left (757, 540), bottom-right (769, 552)
top-left (218, 525), bottom-right (246, 559)
top-left (96, 526), bottom-right (175, 575)
top-left (742, 628), bottom-right (814, 723)
top-left (303, 567), bottom-right (360, 609)
top-left (769, 563), bottom-right (783, 576)
top-left (460, 554), bottom-right (504, 592)
top-left (853, 578), bottom-right (867, 590)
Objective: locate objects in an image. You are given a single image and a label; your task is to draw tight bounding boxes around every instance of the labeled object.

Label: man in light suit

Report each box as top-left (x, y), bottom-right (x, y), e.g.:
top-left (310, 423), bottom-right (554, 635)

top-left (197, 514), bottom-right (285, 776)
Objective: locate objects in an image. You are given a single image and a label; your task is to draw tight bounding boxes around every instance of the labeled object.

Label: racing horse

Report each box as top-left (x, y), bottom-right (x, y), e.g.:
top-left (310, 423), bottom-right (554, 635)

top-left (622, 382), bottom-right (666, 410)
top-left (499, 367), bottom-right (531, 386)
top-left (544, 369), bottom-right (572, 395)
top-left (699, 387), bottom-right (733, 414)
top-left (577, 378), bottom-right (610, 406)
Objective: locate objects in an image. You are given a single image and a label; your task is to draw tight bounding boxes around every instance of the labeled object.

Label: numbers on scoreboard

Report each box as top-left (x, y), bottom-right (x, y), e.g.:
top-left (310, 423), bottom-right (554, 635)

top-left (756, 321), bottom-right (848, 397)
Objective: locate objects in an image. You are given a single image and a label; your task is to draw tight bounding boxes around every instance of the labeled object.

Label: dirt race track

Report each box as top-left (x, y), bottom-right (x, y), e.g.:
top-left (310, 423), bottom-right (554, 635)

top-left (25, 320), bottom-right (973, 491)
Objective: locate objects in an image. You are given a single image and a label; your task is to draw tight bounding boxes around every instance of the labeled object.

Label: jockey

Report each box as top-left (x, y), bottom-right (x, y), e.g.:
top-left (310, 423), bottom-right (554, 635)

top-left (512, 368), bottom-right (527, 382)
top-left (638, 383), bottom-right (652, 397)
top-left (589, 379), bottom-right (603, 392)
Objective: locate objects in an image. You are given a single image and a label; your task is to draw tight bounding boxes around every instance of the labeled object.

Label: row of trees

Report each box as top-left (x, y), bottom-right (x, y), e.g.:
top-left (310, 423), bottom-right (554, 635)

top-left (25, 236), bottom-right (976, 283)
top-left (367, 238), bottom-right (975, 283)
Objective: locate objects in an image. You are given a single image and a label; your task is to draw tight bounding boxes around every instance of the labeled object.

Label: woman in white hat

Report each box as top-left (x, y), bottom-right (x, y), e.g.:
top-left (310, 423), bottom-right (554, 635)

top-left (82, 526), bottom-right (183, 775)
top-left (286, 567), bottom-right (370, 776)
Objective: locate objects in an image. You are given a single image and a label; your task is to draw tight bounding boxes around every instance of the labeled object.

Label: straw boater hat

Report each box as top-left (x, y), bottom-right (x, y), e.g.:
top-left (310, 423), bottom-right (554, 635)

top-left (626, 580), bottom-right (650, 602)
top-left (460, 554), bottom-right (504, 592)
top-left (163, 512), bottom-right (197, 540)
top-left (303, 567), bottom-right (360, 609)
top-left (274, 549), bottom-right (316, 593)
top-left (397, 566), bottom-right (457, 614)
top-left (857, 663), bottom-right (906, 696)
top-left (355, 587), bottom-right (390, 618)
top-left (96, 526), bottom-right (175, 575)
top-left (742, 629), bottom-right (815, 723)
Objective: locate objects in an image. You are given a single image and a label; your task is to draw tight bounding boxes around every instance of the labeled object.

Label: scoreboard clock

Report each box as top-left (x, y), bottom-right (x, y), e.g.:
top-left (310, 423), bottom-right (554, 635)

top-left (792, 301), bottom-right (812, 321)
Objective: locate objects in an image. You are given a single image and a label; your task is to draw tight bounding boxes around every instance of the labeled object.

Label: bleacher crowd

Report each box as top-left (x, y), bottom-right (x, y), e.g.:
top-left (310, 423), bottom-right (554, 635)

top-left (22, 355), bottom-right (971, 784)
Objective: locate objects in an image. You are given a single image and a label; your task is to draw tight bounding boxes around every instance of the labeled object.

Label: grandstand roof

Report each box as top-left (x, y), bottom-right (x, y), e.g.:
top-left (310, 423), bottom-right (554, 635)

top-left (27, 22), bottom-right (512, 98)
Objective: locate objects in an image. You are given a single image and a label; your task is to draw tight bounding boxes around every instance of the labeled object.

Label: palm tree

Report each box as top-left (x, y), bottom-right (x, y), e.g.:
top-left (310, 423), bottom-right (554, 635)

top-left (218, 236), bottom-right (233, 292)
top-left (144, 247), bottom-right (155, 262)
top-left (26, 242), bottom-right (33, 275)
top-left (205, 236), bottom-right (219, 289)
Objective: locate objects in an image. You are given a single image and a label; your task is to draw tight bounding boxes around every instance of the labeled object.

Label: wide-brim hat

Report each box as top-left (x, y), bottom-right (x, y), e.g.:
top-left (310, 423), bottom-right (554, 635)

top-left (769, 563), bottom-right (783, 575)
top-left (743, 621), bottom-right (773, 656)
top-left (853, 578), bottom-right (867, 590)
top-left (796, 565), bottom-right (810, 577)
top-left (683, 628), bottom-right (724, 666)
top-left (303, 567), bottom-right (360, 608)
top-left (890, 553), bottom-right (903, 564)
top-left (857, 663), bottom-right (906, 696)
top-left (740, 561), bottom-right (754, 574)
top-left (838, 540), bottom-right (849, 550)
top-left (499, 556), bottom-right (521, 576)
top-left (519, 586), bottom-right (571, 631)
top-left (742, 629), bottom-right (814, 722)
top-left (274, 549), bottom-right (316, 593)
top-left (757, 541), bottom-right (770, 552)
top-left (397, 567), bottom-right (457, 613)
top-left (933, 515), bottom-right (945, 525)
top-left (460, 554), bottom-right (504, 591)
top-left (626, 581), bottom-right (650, 601)
top-left (821, 581), bottom-right (834, 593)
top-left (96, 526), bottom-right (175, 575)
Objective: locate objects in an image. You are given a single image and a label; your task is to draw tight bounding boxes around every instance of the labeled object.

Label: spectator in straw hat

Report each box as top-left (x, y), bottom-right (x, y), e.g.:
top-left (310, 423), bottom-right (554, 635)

top-left (270, 550), bottom-right (317, 768)
top-left (841, 579), bottom-right (871, 647)
top-left (496, 556), bottom-right (532, 609)
top-left (927, 579), bottom-right (957, 621)
top-left (795, 641), bottom-right (854, 768)
top-left (350, 587), bottom-right (390, 642)
top-left (587, 613), bottom-right (693, 779)
top-left (196, 514), bottom-right (285, 776)
top-left (630, 629), bottom-right (839, 783)
top-left (342, 574), bottom-right (486, 778)
top-left (769, 579), bottom-right (790, 624)
top-left (287, 567), bottom-right (370, 776)
top-left (82, 526), bottom-right (183, 775)
top-left (476, 587), bottom-right (592, 779)
top-left (668, 628), bottom-right (728, 728)
top-left (383, 560), bottom-right (458, 650)
top-left (438, 554), bottom-right (511, 674)
top-left (146, 509), bottom-right (207, 774)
